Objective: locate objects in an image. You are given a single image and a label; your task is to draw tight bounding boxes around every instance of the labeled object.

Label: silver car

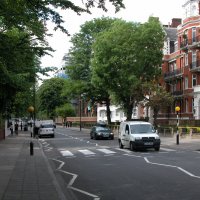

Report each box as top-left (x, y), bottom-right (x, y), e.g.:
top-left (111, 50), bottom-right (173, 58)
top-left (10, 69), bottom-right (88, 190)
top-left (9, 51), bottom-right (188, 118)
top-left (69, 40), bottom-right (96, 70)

top-left (38, 123), bottom-right (55, 138)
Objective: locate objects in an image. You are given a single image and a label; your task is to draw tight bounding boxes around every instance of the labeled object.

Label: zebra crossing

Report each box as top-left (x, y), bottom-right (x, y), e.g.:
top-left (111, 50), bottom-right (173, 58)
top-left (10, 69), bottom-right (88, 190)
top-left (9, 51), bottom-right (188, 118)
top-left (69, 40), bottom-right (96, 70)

top-left (58, 147), bottom-right (175, 158)
top-left (59, 148), bottom-right (117, 158)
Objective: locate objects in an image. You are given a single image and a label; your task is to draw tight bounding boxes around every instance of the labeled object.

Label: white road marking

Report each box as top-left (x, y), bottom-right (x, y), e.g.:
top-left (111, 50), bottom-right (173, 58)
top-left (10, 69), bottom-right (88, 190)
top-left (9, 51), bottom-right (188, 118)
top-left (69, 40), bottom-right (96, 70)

top-left (60, 150), bottom-right (74, 157)
top-left (51, 159), bottom-right (100, 200)
top-left (97, 149), bottom-right (116, 154)
top-left (144, 157), bottom-right (200, 179)
top-left (124, 153), bottom-right (142, 158)
top-left (160, 147), bottom-right (176, 152)
top-left (115, 148), bottom-right (132, 153)
top-left (78, 149), bottom-right (96, 156)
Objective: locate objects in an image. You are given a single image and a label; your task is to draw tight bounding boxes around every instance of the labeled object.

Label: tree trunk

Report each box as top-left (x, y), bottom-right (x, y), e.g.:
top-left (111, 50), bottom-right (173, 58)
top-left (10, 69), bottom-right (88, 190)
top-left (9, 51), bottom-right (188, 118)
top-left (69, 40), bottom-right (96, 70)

top-left (126, 104), bottom-right (134, 121)
top-left (105, 98), bottom-right (111, 124)
top-left (153, 107), bottom-right (159, 129)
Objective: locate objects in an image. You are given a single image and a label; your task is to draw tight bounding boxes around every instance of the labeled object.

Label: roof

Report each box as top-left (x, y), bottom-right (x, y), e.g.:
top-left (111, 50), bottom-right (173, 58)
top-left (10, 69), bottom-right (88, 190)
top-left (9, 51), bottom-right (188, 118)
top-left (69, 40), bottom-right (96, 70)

top-left (164, 27), bottom-right (177, 41)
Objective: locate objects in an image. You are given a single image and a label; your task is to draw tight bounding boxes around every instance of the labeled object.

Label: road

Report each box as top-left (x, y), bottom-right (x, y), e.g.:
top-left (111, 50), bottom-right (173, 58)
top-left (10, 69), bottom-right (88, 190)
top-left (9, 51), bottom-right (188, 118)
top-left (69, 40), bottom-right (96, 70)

top-left (39, 127), bottom-right (200, 200)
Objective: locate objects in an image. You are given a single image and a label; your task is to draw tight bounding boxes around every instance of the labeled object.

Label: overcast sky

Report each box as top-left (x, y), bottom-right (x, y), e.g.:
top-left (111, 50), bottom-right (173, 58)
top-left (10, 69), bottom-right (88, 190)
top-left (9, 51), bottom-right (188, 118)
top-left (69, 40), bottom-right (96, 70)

top-left (40, 0), bottom-right (185, 72)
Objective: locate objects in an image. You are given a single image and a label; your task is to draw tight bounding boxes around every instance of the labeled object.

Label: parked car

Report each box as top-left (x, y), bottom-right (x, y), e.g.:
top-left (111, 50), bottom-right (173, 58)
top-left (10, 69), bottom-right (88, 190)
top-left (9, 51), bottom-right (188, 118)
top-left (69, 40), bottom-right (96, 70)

top-left (118, 121), bottom-right (160, 151)
top-left (90, 126), bottom-right (114, 140)
top-left (38, 123), bottom-right (55, 138)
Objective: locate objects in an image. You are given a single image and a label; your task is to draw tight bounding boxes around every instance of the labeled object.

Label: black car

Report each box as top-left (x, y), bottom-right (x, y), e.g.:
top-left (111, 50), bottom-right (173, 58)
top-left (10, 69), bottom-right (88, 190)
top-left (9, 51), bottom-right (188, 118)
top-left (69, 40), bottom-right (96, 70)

top-left (90, 126), bottom-right (114, 140)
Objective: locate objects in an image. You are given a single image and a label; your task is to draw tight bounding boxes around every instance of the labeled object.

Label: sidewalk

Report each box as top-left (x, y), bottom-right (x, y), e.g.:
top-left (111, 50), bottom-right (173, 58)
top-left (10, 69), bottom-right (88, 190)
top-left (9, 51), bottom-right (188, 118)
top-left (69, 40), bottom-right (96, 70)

top-left (0, 130), bottom-right (65, 200)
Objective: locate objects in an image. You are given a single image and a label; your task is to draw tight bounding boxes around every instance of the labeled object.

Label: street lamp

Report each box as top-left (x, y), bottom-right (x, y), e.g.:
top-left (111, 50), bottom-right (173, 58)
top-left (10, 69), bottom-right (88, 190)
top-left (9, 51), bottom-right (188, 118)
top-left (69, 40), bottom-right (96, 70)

top-left (79, 96), bottom-right (82, 132)
top-left (175, 106), bottom-right (180, 145)
top-left (28, 106), bottom-right (35, 137)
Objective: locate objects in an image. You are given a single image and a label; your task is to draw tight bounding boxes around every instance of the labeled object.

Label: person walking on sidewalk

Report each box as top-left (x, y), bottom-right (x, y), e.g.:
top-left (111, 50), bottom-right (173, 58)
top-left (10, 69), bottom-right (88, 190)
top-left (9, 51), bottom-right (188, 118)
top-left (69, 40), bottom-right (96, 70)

top-left (20, 121), bottom-right (23, 131)
top-left (15, 122), bottom-right (19, 135)
top-left (10, 123), bottom-right (13, 135)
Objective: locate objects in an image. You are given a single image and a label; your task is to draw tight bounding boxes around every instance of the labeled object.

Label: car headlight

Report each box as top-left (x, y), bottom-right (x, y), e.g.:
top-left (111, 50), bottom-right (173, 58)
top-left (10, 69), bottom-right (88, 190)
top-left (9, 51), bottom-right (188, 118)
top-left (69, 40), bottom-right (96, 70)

top-left (97, 132), bottom-right (101, 135)
top-left (155, 136), bottom-right (160, 139)
top-left (110, 132), bottom-right (114, 135)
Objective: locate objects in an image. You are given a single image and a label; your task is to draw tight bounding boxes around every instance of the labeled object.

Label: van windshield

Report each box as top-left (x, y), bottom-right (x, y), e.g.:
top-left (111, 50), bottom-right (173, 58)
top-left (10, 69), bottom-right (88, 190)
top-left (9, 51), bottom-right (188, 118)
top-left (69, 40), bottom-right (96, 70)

top-left (130, 124), bottom-right (155, 134)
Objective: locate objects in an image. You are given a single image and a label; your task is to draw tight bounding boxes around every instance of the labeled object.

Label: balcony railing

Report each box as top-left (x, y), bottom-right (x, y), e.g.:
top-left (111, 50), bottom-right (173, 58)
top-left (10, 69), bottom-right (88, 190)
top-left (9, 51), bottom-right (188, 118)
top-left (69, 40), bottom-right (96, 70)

top-left (180, 35), bottom-right (200, 49)
top-left (164, 68), bottom-right (183, 80)
top-left (190, 59), bottom-right (200, 72)
top-left (171, 90), bottom-right (183, 96)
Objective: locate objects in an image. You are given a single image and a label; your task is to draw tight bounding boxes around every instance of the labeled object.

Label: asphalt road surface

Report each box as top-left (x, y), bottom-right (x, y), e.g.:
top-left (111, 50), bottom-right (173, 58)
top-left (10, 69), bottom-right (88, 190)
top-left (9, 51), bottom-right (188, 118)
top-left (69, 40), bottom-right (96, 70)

top-left (39, 127), bottom-right (200, 200)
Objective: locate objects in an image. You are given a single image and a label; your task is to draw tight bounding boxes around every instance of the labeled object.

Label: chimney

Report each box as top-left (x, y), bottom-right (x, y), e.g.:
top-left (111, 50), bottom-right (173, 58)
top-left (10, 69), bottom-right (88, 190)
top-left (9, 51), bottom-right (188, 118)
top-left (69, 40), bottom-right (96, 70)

top-left (171, 18), bottom-right (182, 28)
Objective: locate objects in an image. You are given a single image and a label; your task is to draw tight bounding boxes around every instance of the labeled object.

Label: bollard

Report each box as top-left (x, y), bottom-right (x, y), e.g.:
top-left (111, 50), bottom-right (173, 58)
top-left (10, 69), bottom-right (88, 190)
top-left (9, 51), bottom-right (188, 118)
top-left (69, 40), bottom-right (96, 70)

top-left (30, 141), bottom-right (34, 156)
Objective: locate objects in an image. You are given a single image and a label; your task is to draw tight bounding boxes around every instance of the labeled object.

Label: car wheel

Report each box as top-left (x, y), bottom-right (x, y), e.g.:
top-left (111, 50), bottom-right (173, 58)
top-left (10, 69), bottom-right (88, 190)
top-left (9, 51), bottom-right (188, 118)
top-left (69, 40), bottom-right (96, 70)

top-left (130, 142), bottom-right (135, 151)
top-left (119, 140), bottom-right (124, 149)
top-left (90, 134), bottom-right (93, 139)
top-left (110, 136), bottom-right (114, 140)
top-left (155, 146), bottom-right (160, 151)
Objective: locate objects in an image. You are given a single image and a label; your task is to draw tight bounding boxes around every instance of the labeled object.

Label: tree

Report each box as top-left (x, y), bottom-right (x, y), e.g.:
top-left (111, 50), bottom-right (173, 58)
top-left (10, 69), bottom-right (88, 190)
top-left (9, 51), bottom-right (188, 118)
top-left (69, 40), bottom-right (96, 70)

top-left (91, 17), bottom-right (165, 120)
top-left (55, 103), bottom-right (75, 125)
top-left (141, 82), bottom-right (174, 128)
top-left (0, 28), bottom-right (38, 115)
top-left (0, 0), bottom-right (124, 38)
top-left (65, 17), bottom-right (117, 124)
top-left (37, 78), bottom-right (67, 119)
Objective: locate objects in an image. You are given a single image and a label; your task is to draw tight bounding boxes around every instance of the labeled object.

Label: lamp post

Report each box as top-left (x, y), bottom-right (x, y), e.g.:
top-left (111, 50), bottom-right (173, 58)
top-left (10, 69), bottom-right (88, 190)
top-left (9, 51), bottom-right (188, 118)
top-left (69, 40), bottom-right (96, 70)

top-left (28, 106), bottom-right (34, 137)
top-left (79, 95), bottom-right (82, 132)
top-left (175, 106), bottom-right (180, 145)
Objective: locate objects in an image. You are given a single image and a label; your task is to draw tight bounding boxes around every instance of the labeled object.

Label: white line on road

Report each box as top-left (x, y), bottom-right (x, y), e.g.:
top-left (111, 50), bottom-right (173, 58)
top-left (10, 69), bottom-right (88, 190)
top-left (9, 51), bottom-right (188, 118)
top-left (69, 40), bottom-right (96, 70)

top-left (144, 157), bottom-right (200, 179)
top-left (78, 149), bottom-right (96, 156)
top-left (97, 149), bottom-right (116, 154)
top-left (115, 148), bottom-right (132, 153)
top-left (51, 159), bottom-right (100, 200)
top-left (60, 150), bottom-right (74, 157)
top-left (160, 147), bottom-right (176, 152)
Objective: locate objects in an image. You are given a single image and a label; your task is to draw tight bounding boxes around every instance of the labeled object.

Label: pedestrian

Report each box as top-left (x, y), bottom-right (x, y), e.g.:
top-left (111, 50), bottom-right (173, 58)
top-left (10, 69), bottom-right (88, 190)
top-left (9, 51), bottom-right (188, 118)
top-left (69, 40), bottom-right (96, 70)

top-left (15, 123), bottom-right (19, 135)
top-left (20, 121), bottom-right (23, 131)
top-left (10, 123), bottom-right (13, 135)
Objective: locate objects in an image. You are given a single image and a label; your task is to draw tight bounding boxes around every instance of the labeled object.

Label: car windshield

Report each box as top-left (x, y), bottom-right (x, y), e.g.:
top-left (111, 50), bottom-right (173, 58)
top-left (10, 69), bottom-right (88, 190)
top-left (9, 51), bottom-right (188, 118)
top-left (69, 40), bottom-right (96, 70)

top-left (96, 127), bottom-right (110, 131)
top-left (130, 124), bottom-right (155, 134)
top-left (41, 124), bottom-right (54, 128)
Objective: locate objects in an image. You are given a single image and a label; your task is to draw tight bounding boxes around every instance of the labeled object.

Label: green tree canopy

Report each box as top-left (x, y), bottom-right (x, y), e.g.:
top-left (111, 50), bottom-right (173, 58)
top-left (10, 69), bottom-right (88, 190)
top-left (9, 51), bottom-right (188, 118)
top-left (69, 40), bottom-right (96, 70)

top-left (64, 17), bottom-right (117, 123)
top-left (91, 17), bottom-right (165, 120)
top-left (0, 0), bottom-right (124, 121)
top-left (141, 81), bottom-right (174, 127)
top-left (37, 78), bottom-right (67, 119)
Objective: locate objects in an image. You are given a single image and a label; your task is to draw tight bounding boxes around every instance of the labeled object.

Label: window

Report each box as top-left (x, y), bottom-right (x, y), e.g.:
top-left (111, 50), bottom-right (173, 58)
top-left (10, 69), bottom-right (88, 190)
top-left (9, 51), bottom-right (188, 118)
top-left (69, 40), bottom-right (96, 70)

top-left (185, 77), bottom-right (188, 89)
top-left (192, 50), bottom-right (197, 68)
top-left (125, 125), bottom-right (129, 134)
top-left (174, 62), bottom-right (177, 70)
top-left (192, 74), bottom-right (197, 87)
top-left (133, 108), bottom-right (137, 117)
top-left (192, 27), bottom-right (196, 43)
top-left (185, 99), bottom-right (188, 113)
top-left (192, 98), bottom-right (194, 113)
top-left (185, 53), bottom-right (188, 66)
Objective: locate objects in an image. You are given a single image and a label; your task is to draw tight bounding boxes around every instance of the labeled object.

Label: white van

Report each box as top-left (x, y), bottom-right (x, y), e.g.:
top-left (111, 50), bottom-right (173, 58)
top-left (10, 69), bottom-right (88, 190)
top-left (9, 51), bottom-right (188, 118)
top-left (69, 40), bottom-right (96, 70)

top-left (118, 121), bottom-right (160, 151)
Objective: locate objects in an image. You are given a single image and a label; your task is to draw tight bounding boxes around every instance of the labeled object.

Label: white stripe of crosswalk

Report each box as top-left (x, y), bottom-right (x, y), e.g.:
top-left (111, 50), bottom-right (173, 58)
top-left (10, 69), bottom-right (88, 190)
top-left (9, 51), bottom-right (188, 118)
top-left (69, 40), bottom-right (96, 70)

top-left (59, 147), bottom-right (176, 158)
top-left (60, 150), bottom-right (74, 157)
top-left (160, 147), bottom-right (176, 152)
top-left (97, 149), bottom-right (116, 154)
top-left (78, 149), bottom-right (96, 156)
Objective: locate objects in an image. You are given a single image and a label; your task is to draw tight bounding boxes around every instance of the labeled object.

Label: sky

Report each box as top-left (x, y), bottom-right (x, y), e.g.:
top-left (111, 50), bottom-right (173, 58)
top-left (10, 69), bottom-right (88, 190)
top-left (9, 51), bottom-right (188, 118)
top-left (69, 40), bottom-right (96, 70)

top-left (40, 0), bottom-right (186, 76)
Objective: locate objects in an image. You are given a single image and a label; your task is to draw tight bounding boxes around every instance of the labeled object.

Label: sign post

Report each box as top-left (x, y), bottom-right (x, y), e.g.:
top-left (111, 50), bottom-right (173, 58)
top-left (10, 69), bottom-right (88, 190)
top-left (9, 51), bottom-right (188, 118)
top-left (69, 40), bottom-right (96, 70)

top-left (175, 106), bottom-right (180, 145)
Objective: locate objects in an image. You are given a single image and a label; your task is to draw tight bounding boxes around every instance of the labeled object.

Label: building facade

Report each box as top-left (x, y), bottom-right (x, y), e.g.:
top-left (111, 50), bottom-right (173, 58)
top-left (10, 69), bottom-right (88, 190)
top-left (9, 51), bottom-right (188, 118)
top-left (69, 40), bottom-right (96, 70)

top-left (161, 0), bottom-right (200, 120)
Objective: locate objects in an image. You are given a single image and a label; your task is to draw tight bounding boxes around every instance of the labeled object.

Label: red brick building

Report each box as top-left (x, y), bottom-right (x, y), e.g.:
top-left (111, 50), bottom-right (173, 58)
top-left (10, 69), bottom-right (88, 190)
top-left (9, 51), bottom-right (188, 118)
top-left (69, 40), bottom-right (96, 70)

top-left (161, 0), bottom-right (200, 120)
